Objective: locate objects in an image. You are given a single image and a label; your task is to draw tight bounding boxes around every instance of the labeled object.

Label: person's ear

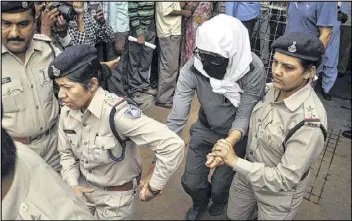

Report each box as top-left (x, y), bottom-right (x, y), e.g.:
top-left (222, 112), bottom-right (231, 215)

top-left (89, 78), bottom-right (99, 92)
top-left (304, 66), bottom-right (316, 79)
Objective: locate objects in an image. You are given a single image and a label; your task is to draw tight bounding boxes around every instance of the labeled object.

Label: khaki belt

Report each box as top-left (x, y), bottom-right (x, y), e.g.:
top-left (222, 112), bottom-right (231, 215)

top-left (13, 124), bottom-right (55, 145)
top-left (106, 175), bottom-right (141, 192)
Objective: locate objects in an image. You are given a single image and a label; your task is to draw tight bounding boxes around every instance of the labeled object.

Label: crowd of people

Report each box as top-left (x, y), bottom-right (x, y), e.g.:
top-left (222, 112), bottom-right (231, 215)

top-left (1, 1), bottom-right (350, 221)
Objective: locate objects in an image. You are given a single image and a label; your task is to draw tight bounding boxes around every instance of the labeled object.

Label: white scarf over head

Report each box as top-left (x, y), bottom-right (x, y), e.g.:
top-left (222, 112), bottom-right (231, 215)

top-left (194, 14), bottom-right (253, 107)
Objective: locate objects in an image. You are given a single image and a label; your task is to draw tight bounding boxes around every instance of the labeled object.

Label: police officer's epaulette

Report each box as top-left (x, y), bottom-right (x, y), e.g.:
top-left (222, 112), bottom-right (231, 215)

top-left (33, 33), bottom-right (52, 42)
top-left (104, 92), bottom-right (127, 109)
top-left (282, 95), bottom-right (327, 152)
top-left (303, 95), bottom-right (321, 128)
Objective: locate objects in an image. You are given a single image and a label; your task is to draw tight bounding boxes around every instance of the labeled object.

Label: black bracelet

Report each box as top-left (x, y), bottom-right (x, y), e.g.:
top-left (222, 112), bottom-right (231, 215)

top-left (147, 183), bottom-right (161, 196)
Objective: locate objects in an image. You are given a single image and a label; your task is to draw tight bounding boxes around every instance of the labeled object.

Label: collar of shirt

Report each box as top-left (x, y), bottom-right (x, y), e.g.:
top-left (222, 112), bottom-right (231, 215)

top-left (69, 87), bottom-right (105, 121)
top-left (2, 145), bottom-right (30, 220)
top-left (2, 39), bottom-right (42, 55)
top-left (266, 82), bottom-right (312, 112)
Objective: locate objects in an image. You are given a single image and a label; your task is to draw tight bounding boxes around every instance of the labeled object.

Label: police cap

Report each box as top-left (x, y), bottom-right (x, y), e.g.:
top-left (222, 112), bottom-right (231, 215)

top-left (48, 44), bottom-right (100, 80)
top-left (272, 32), bottom-right (325, 62)
top-left (1, 1), bottom-right (34, 13)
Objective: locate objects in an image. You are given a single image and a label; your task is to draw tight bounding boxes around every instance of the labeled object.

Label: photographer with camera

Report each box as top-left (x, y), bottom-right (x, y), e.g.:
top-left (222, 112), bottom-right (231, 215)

top-left (34, 1), bottom-right (73, 51)
top-left (66, 2), bottom-right (114, 46)
top-left (65, 2), bottom-right (119, 69)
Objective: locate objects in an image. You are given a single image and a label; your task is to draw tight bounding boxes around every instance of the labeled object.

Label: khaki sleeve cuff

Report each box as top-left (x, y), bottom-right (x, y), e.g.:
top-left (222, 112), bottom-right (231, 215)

top-left (149, 175), bottom-right (166, 191)
top-left (233, 158), bottom-right (254, 177)
top-left (67, 176), bottom-right (79, 187)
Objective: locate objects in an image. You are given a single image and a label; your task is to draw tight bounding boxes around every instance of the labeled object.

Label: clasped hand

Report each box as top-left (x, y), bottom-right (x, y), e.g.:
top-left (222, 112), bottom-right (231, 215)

top-left (205, 139), bottom-right (238, 169)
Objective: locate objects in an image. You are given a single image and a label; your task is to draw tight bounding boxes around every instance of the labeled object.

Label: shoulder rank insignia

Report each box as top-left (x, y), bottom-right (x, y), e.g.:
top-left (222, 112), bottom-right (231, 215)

top-left (124, 105), bottom-right (141, 119)
top-left (105, 93), bottom-right (122, 105)
top-left (304, 104), bottom-right (320, 127)
top-left (33, 33), bottom-right (52, 42)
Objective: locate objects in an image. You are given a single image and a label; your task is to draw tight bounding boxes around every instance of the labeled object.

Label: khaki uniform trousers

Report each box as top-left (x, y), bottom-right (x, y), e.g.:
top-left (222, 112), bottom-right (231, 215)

top-left (79, 176), bottom-right (139, 220)
top-left (227, 171), bottom-right (310, 220)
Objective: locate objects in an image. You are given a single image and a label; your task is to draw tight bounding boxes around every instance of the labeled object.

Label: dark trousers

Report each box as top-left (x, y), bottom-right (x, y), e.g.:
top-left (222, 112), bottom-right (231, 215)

top-left (127, 23), bottom-right (156, 95)
top-left (338, 25), bottom-right (351, 74)
top-left (181, 120), bottom-right (247, 207)
top-left (241, 18), bottom-right (257, 40)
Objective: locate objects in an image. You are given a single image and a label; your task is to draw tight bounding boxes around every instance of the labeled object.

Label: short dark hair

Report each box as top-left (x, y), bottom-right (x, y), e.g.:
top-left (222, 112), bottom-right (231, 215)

top-left (1, 128), bottom-right (17, 179)
top-left (66, 60), bottom-right (111, 90)
top-left (298, 57), bottom-right (322, 72)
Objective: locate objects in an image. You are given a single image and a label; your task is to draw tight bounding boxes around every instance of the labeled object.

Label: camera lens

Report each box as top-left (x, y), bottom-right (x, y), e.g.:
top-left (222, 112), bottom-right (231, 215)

top-left (58, 4), bottom-right (77, 21)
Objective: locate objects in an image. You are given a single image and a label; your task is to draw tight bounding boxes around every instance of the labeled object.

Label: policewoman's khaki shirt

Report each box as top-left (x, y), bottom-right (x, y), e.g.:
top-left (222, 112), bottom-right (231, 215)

top-left (1, 34), bottom-right (60, 138)
top-left (58, 88), bottom-right (184, 190)
top-left (1, 142), bottom-right (95, 220)
top-left (233, 82), bottom-right (328, 192)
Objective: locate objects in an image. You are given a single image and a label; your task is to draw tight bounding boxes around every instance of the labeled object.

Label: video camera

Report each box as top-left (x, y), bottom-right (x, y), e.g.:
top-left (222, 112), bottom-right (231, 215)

top-left (41, 2), bottom-right (76, 21)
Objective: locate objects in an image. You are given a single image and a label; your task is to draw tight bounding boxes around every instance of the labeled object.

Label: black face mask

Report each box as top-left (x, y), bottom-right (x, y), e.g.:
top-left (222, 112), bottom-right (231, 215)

top-left (201, 54), bottom-right (229, 80)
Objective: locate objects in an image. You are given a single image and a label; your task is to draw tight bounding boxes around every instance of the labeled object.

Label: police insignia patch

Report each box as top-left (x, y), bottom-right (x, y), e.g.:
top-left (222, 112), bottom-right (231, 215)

top-left (124, 105), bottom-right (141, 119)
top-left (22, 1), bottom-right (28, 8)
top-left (52, 65), bottom-right (60, 76)
top-left (288, 41), bottom-right (297, 53)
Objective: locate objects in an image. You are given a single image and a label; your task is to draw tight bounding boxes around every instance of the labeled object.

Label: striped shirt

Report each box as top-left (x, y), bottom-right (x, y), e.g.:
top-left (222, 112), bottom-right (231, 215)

top-left (128, 2), bottom-right (155, 36)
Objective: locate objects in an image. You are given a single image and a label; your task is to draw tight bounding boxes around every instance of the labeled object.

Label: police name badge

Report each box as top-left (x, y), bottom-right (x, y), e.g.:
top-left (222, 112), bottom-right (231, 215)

top-left (52, 65), bottom-right (60, 77)
top-left (124, 105), bottom-right (141, 119)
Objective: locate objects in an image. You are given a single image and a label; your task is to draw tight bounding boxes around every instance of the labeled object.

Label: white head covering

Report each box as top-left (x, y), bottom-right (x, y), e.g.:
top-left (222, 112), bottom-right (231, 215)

top-left (194, 14), bottom-right (253, 107)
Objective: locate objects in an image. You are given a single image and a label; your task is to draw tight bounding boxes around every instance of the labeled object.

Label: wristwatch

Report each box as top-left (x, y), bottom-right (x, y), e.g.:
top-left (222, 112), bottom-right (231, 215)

top-left (147, 183), bottom-right (161, 196)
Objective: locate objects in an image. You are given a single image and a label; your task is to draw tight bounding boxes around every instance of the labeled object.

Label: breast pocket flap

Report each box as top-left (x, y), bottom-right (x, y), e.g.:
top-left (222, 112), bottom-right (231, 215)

top-left (95, 136), bottom-right (117, 150)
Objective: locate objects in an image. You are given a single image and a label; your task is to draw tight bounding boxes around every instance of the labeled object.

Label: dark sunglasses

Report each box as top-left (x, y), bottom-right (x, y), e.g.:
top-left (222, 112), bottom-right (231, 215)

top-left (193, 48), bottom-right (226, 66)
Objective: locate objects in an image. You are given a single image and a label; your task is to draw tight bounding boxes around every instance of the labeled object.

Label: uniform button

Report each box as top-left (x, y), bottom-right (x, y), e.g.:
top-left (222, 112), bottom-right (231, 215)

top-left (250, 151), bottom-right (253, 155)
top-left (89, 170), bottom-right (92, 173)
top-left (36, 106), bottom-right (39, 109)
top-left (40, 127), bottom-right (43, 130)
top-left (70, 140), bottom-right (72, 143)
top-left (258, 119), bottom-right (262, 122)
top-left (85, 160), bottom-right (88, 164)
top-left (20, 203), bottom-right (28, 212)
top-left (101, 146), bottom-right (105, 150)
top-left (268, 135), bottom-right (271, 139)
top-left (84, 142), bottom-right (87, 145)
top-left (83, 123), bottom-right (87, 127)
top-left (31, 85), bottom-right (34, 88)
top-left (254, 135), bottom-right (257, 138)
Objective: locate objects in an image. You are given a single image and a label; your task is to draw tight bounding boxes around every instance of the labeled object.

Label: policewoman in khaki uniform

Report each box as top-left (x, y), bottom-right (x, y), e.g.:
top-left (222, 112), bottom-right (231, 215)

top-left (1, 2), bottom-right (61, 171)
top-left (206, 32), bottom-right (328, 220)
top-left (48, 44), bottom-right (185, 220)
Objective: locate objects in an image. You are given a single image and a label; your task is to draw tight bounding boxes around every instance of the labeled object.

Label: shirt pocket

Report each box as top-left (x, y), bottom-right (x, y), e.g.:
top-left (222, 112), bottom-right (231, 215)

top-left (67, 134), bottom-right (82, 158)
top-left (257, 125), bottom-right (285, 156)
top-left (93, 136), bottom-right (121, 164)
top-left (37, 68), bottom-right (54, 104)
top-left (19, 202), bottom-right (51, 220)
top-left (2, 79), bottom-right (27, 113)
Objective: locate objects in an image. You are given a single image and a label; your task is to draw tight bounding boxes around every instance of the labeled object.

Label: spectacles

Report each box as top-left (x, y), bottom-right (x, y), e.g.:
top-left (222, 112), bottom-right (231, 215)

top-left (193, 48), bottom-right (226, 66)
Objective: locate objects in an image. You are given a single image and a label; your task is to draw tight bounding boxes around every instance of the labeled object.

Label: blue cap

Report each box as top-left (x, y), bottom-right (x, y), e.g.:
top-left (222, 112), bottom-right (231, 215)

top-left (48, 44), bottom-right (100, 80)
top-left (272, 32), bottom-right (325, 62)
top-left (1, 1), bottom-right (34, 13)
